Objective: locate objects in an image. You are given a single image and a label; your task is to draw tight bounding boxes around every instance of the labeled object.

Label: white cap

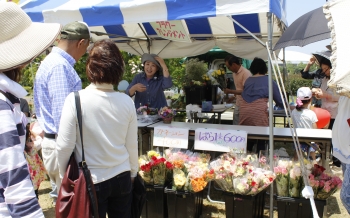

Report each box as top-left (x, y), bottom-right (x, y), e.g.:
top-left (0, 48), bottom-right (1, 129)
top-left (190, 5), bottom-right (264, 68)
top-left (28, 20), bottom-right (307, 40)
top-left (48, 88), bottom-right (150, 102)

top-left (297, 87), bottom-right (312, 100)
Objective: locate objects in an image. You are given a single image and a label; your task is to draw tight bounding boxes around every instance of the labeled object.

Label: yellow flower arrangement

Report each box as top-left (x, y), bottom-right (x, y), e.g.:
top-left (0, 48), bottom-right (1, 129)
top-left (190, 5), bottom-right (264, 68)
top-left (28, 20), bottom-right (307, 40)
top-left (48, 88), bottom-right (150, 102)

top-left (211, 69), bottom-right (227, 89)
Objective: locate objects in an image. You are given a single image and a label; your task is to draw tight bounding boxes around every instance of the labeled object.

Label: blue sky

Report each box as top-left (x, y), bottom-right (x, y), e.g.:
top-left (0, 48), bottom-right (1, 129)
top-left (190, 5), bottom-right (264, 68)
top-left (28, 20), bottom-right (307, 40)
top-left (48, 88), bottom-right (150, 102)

top-left (284, 0), bottom-right (330, 56)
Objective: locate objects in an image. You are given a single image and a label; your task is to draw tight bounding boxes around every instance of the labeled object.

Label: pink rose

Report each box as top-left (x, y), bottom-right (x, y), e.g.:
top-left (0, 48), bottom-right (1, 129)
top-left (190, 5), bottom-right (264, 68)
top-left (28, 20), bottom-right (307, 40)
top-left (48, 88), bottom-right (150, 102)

top-left (281, 168), bottom-right (288, 175)
top-left (274, 167), bottom-right (281, 174)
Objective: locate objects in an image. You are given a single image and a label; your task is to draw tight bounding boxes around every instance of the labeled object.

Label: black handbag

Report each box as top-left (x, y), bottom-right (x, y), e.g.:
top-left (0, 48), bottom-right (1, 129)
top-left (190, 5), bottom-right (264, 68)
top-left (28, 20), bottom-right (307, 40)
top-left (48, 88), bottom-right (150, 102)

top-left (55, 92), bottom-right (99, 218)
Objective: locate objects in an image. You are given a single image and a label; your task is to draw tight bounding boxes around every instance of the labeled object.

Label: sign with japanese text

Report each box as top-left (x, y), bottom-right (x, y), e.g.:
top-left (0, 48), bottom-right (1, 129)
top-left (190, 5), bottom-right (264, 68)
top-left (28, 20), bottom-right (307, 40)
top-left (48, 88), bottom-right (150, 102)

top-left (150, 20), bottom-right (191, 42)
top-left (194, 128), bottom-right (247, 152)
top-left (153, 126), bottom-right (189, 148)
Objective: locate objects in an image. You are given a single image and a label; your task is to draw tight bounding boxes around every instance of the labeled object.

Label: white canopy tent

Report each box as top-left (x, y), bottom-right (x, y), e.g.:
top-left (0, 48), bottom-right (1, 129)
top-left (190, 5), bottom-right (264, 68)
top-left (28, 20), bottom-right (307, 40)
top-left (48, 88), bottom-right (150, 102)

top-left (20, 1), bottom-right (288, 217)
top-left (20, 0), bottom-right (287, 60)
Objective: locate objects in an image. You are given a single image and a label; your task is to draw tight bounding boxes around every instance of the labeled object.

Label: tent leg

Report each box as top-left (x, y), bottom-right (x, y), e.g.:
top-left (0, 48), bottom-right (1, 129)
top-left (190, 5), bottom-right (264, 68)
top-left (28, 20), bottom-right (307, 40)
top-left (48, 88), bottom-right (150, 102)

top-left (267, 12), bottom-right (275, 218)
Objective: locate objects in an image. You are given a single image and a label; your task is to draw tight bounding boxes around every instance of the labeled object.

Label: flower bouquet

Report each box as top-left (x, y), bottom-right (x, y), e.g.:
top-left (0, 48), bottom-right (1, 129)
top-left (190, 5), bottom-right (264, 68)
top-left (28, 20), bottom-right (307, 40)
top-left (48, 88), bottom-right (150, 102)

top-left (139, 154), bottom-right (153, 185)
top-left (158, 106), bottom-right (176, 124)
top-left (138, 150), bottom-right (174, 185)
top-left (210, 153), bottom-right (237, 193)
top-left (247, 168), bottom-right (276, 195)
top-left (166, 149), bottom-right (191, 191)
top-left (312, 164), bottom-right (342, 200)
top-left (274, 160), bottom-right (292, 197)
top-left (137, 105), bottom-right (159, 122)
top-left (186, 152), bottom-right (213, 192)
top-left (288, 164), bottom-right (302, 197)
top-left (211, 69), bottom-right (227, 89)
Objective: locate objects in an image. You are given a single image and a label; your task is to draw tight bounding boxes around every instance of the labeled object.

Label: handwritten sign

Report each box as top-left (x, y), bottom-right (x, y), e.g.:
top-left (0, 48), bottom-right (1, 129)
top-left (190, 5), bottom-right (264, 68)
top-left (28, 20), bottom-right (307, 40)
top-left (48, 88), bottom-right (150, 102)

top-left (194, 128), bottom-right (247, 153)
top-left (150, 20), bottom-right (191, 42)
top-left (153, 126), bottom-right (189, 148)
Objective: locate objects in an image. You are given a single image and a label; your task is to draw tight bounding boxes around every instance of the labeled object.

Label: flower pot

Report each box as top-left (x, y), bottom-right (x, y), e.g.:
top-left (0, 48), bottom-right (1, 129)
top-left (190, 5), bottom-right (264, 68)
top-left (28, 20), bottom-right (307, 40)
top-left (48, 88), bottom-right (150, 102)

top-left (163, 117), bottom-right (173, 124)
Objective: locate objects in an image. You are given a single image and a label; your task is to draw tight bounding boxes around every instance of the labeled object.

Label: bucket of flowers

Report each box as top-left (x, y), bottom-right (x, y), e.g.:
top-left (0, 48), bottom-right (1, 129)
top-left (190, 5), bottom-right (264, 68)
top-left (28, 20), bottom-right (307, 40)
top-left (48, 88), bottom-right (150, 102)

top-left (158, 106), bottom-right (176, 124)
top-left (275, 161), bottom-right (342, 218)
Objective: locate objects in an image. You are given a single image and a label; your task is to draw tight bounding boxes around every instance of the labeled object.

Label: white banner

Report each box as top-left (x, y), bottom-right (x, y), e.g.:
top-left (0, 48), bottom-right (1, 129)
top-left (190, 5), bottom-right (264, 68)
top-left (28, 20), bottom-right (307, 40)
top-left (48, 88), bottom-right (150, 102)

top-left (194, 128), bottom-right (247, 152)
top-left (153, 126), bottom-right (189, 148)
top-left (150, 20), bottom-right (191, 42)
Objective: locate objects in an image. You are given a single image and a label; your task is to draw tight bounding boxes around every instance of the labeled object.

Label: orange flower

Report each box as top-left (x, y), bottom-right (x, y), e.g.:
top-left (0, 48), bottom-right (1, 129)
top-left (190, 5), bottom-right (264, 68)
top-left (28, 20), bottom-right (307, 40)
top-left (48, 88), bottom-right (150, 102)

top-left (173, 160), bottom-right (184, 169)
top-left (190, 177), bottom-right (208, 192)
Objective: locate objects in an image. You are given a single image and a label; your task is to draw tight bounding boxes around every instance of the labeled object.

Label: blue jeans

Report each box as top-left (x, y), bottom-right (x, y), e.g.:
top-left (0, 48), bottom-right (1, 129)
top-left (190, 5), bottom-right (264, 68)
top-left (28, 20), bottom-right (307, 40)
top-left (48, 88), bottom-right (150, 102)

top-left (94, 171), bottom-right (133, 218)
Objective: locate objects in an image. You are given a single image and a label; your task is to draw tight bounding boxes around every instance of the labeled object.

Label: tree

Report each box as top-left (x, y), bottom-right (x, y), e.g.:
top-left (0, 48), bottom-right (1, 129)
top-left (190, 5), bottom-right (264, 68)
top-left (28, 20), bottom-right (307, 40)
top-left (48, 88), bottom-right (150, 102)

top-left (164, 58), bottom-right (185, 93)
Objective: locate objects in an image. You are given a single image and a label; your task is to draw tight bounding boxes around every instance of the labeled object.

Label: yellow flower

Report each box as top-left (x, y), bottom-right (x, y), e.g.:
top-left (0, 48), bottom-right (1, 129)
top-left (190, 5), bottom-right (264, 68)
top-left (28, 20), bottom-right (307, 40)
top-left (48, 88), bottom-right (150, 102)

top-left (221, 70), bottom-right (225, 75)
top-left (147, 150), bottom-right (160, 159)
top-left (216, 70), bottom-right (221, 75)
top-left (211, 72), bottom-right (216, 77)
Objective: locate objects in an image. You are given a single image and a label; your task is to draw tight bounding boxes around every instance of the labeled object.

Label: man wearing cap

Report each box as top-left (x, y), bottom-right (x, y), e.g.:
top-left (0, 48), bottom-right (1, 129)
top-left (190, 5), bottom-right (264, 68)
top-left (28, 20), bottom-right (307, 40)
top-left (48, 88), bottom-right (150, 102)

top-left (33, 21), bottom-right (91, 205)
top-left (125, 53), bottom-right (173, 110)
top-left (1, 2), bottom-right (60, 217)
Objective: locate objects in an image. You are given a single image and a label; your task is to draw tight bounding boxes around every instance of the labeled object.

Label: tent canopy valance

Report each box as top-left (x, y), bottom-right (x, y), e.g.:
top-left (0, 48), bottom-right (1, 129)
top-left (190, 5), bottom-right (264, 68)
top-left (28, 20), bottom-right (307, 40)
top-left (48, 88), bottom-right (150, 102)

top-left (21, 0), bottom-right (287, 59)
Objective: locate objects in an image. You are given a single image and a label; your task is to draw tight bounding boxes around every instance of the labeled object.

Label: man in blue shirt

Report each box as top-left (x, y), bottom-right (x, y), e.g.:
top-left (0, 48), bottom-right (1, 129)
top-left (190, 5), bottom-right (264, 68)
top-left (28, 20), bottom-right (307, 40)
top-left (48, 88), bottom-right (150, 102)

top-left (34, 21), bottom-right (91, 205)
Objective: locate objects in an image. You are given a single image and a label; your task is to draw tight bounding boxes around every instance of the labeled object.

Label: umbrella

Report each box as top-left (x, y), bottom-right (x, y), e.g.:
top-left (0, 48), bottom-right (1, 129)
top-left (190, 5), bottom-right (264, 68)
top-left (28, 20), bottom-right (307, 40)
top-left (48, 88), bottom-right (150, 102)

top-left (273, 7), bottom-right (330, 50)
top-left (312, 50), bottom-right (331, 65)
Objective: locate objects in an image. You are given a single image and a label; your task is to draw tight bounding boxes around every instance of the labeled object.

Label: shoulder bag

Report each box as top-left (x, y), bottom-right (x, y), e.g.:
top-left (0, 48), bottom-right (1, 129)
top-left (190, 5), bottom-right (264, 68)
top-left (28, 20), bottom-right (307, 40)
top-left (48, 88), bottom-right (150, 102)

top-left (56, 91), bottom-right (99, 218)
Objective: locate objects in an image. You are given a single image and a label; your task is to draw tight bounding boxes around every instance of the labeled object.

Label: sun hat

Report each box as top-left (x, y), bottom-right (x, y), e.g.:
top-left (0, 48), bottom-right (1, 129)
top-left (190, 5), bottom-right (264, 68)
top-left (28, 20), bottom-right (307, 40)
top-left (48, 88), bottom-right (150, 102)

top-left (141, 53), bottom-right (162, 70)
top-left (297, 87), bottom-right (312, 100)
top-left (0, 2), bottom-right (61, 71)
top-left (60, 21), bottom-right (91, 40)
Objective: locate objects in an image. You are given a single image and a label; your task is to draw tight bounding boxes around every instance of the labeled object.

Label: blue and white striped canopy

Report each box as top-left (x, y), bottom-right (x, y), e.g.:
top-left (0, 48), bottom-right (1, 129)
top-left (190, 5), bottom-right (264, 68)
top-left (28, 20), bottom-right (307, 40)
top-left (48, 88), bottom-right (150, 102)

top-left (19, 0), bottom-right (287, 59)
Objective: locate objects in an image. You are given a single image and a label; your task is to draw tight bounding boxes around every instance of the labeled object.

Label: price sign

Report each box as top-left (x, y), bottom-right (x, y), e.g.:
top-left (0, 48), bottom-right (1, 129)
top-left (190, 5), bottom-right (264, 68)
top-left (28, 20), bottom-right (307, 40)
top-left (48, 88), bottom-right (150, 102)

top-left (194, 128), bottom-right (247, 152)
top-left (150, 20), bottom-right (191, 42)
top-left (153, 126), bottom-right (189, 148)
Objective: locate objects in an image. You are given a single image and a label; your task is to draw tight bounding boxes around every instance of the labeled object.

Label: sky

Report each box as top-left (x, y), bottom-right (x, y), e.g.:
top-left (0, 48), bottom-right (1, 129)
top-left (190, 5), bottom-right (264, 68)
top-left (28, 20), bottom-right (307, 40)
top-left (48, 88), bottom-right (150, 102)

top-left (284, 0), bottom-right (331, 56)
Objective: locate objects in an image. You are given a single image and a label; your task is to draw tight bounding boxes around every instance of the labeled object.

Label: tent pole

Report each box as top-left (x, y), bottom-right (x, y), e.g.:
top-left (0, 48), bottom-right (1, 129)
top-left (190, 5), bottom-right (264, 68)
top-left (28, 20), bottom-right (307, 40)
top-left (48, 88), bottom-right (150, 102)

top-left (267, 12), bottom-right (274, 218)
top-left (282, 48), bottom-right (287, 100)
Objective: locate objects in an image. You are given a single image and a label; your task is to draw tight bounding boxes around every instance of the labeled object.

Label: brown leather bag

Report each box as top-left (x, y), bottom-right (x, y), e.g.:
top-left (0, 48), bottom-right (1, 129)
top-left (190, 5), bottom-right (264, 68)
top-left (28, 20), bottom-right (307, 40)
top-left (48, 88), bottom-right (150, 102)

top-left (55, 92), bottom-right (99, 218)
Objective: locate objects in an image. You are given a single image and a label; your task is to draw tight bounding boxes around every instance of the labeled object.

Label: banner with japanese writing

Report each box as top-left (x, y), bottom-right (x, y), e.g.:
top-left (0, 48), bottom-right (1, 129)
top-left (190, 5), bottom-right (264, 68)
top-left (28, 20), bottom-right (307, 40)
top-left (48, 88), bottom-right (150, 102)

top-left (150, 20), bottom-right (191, 42)
top-left (194, 128), bottom-right (247, 152)
top-left (153, 126), bottom-right (189, 148)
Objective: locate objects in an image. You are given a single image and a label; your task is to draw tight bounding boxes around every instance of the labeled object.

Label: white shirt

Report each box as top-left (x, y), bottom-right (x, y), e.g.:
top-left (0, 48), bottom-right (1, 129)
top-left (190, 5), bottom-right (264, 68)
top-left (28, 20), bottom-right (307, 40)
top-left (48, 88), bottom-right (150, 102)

top-left (56, 83), bottom-right (138, 184)
top-left (320, 77), bottom-right (339, 119)
top-left (291, 108), bottom-right (318, 129)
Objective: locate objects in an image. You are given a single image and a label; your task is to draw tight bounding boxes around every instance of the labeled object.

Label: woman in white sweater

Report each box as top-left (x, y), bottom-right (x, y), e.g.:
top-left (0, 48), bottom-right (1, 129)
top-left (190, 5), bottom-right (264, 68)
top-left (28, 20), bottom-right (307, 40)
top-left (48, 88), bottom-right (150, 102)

top-left (56, 39), bottom-right (138, 218)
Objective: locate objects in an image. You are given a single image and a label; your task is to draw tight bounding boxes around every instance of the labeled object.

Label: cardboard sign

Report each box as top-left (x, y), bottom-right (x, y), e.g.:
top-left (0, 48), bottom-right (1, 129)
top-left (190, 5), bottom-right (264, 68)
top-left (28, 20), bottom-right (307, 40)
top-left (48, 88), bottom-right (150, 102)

top-left (150, 20), bottom-right (191, 42)
top-left (194, 128), bottom-right (247, 152)
top-left (153, 126), bottom-right (189, 148)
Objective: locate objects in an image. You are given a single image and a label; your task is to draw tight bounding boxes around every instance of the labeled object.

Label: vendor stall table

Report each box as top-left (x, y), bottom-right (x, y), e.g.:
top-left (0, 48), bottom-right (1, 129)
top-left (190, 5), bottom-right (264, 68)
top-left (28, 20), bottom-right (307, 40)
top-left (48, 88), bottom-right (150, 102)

top-left (177, 105), bottom-right (234, 124)
top-left (147, 122), bottom-right (332, 168)
top-left (273, 110), bottom-right (289, 127)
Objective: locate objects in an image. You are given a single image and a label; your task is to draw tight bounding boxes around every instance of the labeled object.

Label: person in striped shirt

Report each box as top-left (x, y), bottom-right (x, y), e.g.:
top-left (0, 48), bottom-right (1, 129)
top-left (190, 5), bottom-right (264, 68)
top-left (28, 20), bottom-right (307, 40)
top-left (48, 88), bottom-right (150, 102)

top-left (0, 2), bottom-right (60, 217)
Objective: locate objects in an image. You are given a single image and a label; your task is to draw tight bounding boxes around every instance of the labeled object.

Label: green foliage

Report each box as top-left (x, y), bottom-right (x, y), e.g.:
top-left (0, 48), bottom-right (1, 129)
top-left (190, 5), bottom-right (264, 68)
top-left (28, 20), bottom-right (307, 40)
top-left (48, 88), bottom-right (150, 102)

top-left (74, 53), bottom-right (89, 88)
top-left (164, 58), bottom-right (185, 92)
top-left (121, 51), bottom-right (142, 83)
top-left (184, 58), bottom-right (207, 86)
top-left (284, 62), bottom-right (318, 74)
top-left (286, 74), bottom-right (313, 95)
top-left (20, 55), bottom-right (46, 95)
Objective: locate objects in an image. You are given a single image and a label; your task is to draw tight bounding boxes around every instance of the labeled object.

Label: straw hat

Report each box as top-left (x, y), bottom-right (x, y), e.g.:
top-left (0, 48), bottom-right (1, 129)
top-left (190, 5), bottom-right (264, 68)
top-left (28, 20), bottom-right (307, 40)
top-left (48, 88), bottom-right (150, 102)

top-left (0, 2), bottom-right (61, 71)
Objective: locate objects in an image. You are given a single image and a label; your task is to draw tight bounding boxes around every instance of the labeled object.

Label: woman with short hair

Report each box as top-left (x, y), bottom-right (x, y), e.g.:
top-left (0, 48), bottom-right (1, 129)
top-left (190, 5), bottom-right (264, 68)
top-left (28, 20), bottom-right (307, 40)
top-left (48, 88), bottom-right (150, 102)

top-left (57, 39), bottom-right (138, 218)
top-left (239, 57), bottom-right (284, 154)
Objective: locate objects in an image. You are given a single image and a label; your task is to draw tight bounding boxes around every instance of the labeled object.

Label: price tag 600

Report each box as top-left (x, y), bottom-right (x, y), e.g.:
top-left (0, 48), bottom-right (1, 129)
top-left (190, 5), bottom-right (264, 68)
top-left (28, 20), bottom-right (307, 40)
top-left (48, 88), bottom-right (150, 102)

top-left (153, 126), bottom-right (189, 148)
top-left (194, 128), bottom-right (247, 152)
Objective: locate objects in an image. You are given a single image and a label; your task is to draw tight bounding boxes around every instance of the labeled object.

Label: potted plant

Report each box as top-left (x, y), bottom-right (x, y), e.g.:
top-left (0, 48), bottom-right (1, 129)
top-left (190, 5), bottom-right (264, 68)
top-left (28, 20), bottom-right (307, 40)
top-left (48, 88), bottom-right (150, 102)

top-left (158, 107), bottom-right (177, 124)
